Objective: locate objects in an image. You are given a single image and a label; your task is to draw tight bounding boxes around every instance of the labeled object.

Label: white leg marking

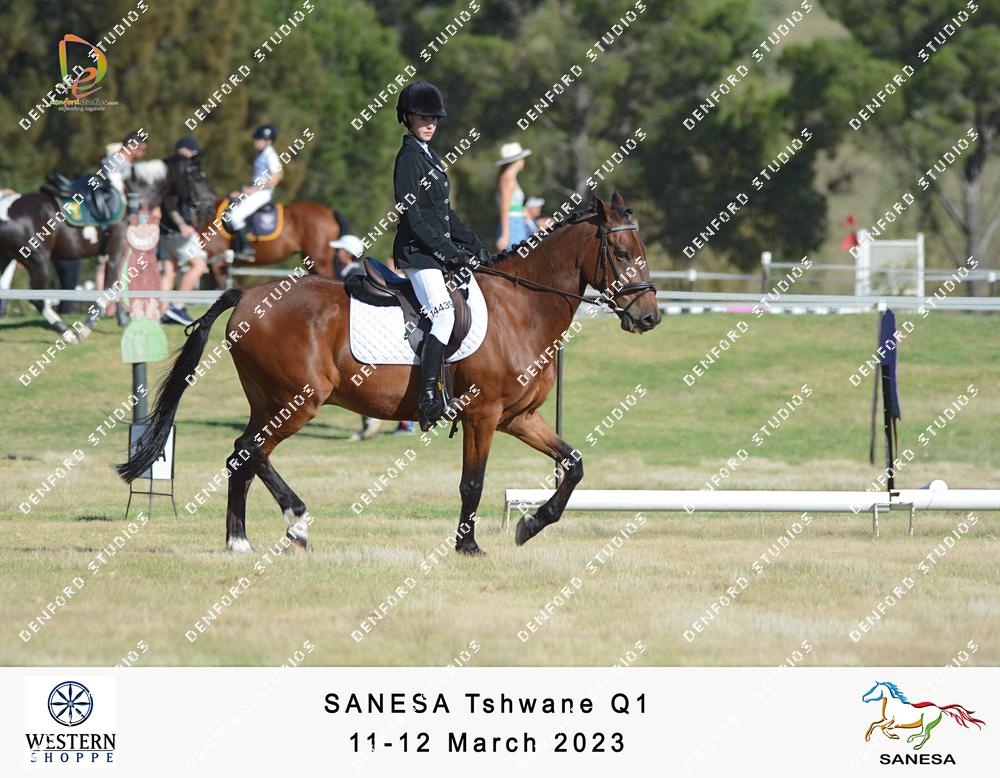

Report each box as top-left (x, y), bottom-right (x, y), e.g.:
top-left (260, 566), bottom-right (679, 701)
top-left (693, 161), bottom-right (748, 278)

top-left (42, 303), bottom-right (62, 326)
top-left (227, 537), bottom-right (253, 553)
top-left (284, 508), bottom-right (310, 543)
top-left (0, 261), bottom-right (16, 290)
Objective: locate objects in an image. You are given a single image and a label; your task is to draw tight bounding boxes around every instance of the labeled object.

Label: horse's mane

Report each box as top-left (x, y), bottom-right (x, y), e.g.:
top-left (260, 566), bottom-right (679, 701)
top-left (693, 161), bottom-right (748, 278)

top-left (882, 681), bottom-right (909, 703)
top-left (484, 198), bottom-right (632, 266)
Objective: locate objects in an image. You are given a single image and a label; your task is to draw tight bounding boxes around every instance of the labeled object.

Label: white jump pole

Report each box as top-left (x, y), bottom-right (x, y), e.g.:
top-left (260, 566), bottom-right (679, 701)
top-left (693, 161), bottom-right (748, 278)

top-left (503, 483), bottom-right (1000, 537)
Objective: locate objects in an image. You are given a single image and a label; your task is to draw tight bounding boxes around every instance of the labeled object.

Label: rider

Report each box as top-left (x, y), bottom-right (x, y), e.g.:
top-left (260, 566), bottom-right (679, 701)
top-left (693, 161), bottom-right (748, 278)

top-left (225, 124), bottom-right (283, 261)
top-left (392, 80), bottom-right (488, 431)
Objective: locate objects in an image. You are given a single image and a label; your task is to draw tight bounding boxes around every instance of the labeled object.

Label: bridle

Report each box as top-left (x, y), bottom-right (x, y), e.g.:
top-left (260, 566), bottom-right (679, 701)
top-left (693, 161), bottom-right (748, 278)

top-left (594, 222), bottom-right (657, 315)
top-left (180, 157), bottom-right (213, 225)
top-left (475, 220), bottom-right (657, 317)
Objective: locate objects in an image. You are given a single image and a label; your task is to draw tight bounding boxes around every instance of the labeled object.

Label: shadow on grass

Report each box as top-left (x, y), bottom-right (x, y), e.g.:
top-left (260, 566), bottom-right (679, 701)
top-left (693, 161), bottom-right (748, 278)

top-left (184, 417), bottom-right (355, 441)
top-left (0, 317), bottom-right (121, 341)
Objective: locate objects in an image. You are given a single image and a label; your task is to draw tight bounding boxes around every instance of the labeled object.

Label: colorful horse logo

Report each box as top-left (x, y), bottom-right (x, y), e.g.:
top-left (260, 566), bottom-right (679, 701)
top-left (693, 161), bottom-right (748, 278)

top-left (862, 681), bottom-right (985, 750)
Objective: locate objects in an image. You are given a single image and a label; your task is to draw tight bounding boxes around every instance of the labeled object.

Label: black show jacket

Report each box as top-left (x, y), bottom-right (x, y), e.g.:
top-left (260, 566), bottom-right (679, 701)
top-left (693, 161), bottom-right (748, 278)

top-left (392, 133), bottom-right (483, 270)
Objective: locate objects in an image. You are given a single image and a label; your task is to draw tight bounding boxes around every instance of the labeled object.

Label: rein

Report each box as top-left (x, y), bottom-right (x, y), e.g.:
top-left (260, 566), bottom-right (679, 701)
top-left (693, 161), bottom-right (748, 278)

top-left (474, 222), bottom-right (656, 315)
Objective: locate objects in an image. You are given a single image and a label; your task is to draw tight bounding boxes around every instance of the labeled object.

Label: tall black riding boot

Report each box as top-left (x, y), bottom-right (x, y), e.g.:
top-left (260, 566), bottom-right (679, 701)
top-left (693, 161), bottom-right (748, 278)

top-left (417, 334), bottom-right (448, 431)
top-left (231, 226), bottom-right (254, 262)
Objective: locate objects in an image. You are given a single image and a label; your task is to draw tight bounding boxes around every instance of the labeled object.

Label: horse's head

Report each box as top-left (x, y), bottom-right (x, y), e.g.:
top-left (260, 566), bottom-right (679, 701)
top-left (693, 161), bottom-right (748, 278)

top-left (168, 153), bottom-right (216, 225)
top-left (862, 682), bottom-right (885, 703)
top-left (583, 192), bottom-right (661, 334)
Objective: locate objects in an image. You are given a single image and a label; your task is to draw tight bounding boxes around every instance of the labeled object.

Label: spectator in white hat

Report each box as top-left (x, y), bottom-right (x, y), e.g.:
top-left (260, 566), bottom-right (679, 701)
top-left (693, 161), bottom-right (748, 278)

top-left (329, 234), bottom-right (365, 279)
top-left (525, 196), bottom-right (545, 234)
top-left (495, 142), bottom-right (532, 251)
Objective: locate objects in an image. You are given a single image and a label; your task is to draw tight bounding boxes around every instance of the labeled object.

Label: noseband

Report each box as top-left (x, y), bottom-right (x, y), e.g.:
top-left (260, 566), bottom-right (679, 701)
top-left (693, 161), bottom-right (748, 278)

top-left (596, 222), bottom-right (657, 316)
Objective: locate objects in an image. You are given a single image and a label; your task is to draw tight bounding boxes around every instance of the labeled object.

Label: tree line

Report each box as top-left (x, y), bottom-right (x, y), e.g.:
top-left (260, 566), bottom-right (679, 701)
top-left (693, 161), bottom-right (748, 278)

top-left (0, 0), bottom-right (996, 277)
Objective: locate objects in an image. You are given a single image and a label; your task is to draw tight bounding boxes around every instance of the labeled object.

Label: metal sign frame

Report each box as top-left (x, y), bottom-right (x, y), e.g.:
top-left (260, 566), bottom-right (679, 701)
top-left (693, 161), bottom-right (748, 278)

top-left (125, 423), bottom-right (178, 519)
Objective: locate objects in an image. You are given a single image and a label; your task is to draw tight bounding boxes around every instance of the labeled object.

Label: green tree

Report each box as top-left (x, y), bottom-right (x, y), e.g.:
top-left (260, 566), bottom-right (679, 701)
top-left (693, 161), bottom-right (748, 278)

top-left (783, 0), bottom-right (1000, 285)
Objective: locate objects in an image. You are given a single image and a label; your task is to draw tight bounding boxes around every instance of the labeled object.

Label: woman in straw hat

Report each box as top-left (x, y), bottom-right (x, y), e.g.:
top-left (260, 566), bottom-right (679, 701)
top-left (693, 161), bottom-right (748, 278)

top-left (495, 142), bottom-right (531, 251)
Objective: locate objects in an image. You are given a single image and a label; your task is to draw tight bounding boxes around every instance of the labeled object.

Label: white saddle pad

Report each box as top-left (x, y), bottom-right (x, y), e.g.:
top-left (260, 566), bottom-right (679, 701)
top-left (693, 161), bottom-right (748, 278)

top-left (0, 193), bottom-right (21, 221)
top-left (349, 273), bottom-right (488, 365)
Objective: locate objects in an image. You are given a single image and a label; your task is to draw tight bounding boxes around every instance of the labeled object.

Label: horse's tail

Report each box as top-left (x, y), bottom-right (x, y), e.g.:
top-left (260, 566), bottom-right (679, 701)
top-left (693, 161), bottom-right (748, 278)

top-left (332, 208), bottom-right (351, 237)
top-left (115, 289), bottom-right (243, 483)
top-left (940, 704), bottom-right (986, 729)
top-left (914, 701), bottom-right (986, 729)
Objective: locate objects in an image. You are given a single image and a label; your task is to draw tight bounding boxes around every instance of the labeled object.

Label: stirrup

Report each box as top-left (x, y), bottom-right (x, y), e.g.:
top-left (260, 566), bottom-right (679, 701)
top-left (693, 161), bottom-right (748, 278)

top-left (417, 390), bottom-right (445, 431)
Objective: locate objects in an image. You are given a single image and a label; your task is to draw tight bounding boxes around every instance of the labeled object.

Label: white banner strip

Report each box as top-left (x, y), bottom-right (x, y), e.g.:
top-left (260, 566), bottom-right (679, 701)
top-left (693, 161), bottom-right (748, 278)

top-left (3, 668), bottom-right (996, 776)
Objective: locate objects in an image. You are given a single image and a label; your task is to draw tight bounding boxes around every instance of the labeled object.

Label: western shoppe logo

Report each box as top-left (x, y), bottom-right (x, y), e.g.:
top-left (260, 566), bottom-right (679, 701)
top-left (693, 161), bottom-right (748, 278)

top-left (861, 680), bottom-right (985, 766)
top-left (24, 676), bottom-right (117, 768)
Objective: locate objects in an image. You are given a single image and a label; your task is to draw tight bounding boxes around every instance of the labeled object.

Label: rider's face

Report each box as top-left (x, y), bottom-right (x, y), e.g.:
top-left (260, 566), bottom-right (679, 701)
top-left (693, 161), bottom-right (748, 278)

top-left (409, 114), bottom-right (437, 142)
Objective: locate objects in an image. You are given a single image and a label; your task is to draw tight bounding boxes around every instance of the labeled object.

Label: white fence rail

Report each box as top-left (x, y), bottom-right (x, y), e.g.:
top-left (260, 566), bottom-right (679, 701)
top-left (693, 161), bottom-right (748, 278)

top-left (504, 484), bottom-right (1000, 537)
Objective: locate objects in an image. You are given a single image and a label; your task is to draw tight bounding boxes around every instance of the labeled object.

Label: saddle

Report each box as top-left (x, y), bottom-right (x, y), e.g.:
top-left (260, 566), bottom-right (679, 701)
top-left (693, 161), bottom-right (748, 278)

top-left (250, 203), bottom-right (279, 238)
top-left (214, 199), bottom-right (284, 242)
top-left (41, 171), bottom-right (124, 226)
top-left (346, 258), bottom-right (472, 359)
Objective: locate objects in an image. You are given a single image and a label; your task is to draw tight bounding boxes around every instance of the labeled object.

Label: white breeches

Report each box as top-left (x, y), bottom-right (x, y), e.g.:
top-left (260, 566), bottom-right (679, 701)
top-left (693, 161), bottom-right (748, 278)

top-left (405, 267), bottom-right (454, 343)
top-left (227, 189), bottom-right (273, 230)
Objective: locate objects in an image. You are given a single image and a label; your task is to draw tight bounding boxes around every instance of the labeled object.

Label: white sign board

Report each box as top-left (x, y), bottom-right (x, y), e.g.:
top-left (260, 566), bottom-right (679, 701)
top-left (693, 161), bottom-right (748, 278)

top-left (128, 424), bottom-right (175, 481)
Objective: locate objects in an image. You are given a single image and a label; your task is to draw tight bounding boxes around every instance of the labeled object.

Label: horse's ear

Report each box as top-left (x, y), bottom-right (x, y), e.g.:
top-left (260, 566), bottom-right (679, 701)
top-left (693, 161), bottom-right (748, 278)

top-left (591, 195), bottom-right (607, 222)
top-left (611, 191), bottom-right (626, 209)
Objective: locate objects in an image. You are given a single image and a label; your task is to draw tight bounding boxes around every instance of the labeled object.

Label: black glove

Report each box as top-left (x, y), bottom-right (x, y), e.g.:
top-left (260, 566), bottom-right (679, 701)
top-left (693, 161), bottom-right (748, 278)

top-left (443, 253), bottom-right (469, 271)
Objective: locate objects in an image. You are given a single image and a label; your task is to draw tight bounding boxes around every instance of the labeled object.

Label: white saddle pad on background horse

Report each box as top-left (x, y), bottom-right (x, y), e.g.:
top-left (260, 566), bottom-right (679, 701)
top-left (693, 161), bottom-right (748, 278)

top-left (0, 193), bottom-right (21, 221)
top-left (348, 274), bottom-right (489, 365)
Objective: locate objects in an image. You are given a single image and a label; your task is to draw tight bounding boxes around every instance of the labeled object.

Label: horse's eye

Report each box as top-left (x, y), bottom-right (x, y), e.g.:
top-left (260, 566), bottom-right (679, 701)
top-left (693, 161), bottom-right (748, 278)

top-left (615, 249), bottom-right (630, 261)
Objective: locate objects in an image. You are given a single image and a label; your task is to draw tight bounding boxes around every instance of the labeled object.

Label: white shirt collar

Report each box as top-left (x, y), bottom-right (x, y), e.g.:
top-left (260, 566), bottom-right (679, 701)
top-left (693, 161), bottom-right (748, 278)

top-left (412, 135), bottom-right (432, 158)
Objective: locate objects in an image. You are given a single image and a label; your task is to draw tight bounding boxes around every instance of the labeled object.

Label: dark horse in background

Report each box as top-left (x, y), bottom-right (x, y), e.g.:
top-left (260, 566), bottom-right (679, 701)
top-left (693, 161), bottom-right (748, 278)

top-left (0, 186), bottom-right (128, 340)
top-left (0, 157), bottom-right (205, 339)
top-left (118, 193), bottom-right (661, 555)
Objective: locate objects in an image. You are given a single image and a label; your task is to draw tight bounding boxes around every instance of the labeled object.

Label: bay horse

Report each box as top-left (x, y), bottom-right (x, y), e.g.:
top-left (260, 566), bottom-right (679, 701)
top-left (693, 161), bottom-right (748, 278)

top-left (185, 187), bottom-right (351, 286)
top-left (117, 193), bottom-right (660, 554)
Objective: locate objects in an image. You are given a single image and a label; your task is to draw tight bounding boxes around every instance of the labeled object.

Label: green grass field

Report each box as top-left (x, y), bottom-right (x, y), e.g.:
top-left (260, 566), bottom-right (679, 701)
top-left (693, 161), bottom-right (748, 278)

top-left (1, 307), bottom-right (998, 667)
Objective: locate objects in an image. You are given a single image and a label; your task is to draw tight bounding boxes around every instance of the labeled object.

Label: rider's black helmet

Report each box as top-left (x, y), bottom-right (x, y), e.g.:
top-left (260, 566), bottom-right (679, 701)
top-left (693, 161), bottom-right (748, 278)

top-left (396, 81), bottom-right (447, 124)
top-left (252, 124), bottom-right (277, 141)
top-left (175, 135), bottom-right (202, 155)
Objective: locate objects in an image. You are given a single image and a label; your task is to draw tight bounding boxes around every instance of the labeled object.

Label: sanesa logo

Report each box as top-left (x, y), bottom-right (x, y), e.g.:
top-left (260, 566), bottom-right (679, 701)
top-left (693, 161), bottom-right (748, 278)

top-left (861, 680), bottom-right (985, 765)
top-left (23, 676), bottom-right (117, 768)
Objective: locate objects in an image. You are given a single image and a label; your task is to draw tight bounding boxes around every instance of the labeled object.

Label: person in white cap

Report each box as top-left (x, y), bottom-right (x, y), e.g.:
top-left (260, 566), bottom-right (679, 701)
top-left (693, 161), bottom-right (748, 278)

top-left (524, 196), bottom-right (545, 234)
top-left (495, 142), bottom-right (532, 251)
top-left (329, 233), bottom-right (365, 280)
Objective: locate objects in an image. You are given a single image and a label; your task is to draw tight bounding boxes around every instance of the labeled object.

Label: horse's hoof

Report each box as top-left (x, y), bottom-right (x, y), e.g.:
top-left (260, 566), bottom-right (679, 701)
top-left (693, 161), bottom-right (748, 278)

top-left (456, 542), bottom-right (486, 556)
top-left (61, 329), bottom-right (78, 344)
top-left (77, 326), bottom-right (92, 341)
top-left (286, 533), bottom-right (308, 554)
top-left (515, 515), bottom-right (539, 546)
top-left (227, 537), bottom-right (254, 553)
